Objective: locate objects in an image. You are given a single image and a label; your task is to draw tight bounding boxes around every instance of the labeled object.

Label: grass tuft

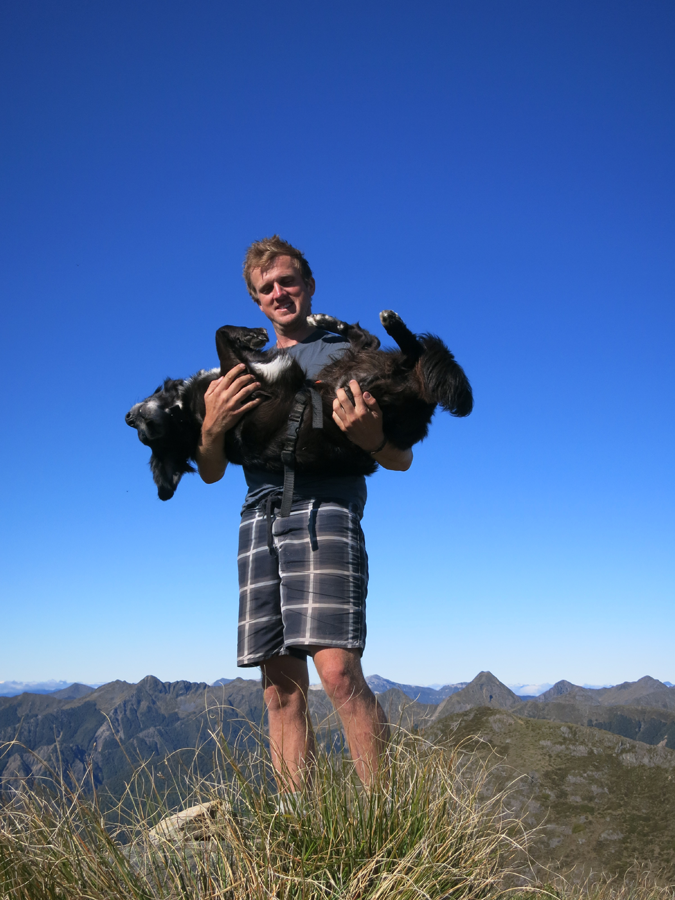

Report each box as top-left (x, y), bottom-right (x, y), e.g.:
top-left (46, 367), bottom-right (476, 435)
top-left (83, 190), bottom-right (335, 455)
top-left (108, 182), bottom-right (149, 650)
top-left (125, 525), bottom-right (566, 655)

top-left (1, 725), bottom-right (669, 900)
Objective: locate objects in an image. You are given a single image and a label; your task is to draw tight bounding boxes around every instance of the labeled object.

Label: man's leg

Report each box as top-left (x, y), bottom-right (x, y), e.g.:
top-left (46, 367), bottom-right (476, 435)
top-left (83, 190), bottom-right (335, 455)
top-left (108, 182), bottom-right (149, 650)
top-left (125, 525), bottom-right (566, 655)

top-left (260, 653), bottom-right (316, 792)
top-left (312, 647), bottom-right (390, 785)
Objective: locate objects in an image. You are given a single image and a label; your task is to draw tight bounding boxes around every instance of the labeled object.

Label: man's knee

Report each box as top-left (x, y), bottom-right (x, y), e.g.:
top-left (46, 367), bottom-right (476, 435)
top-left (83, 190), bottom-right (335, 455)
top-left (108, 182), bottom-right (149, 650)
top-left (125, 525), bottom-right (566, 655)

top-left (261, 656), bottom-right (309, 715)
top-left (313, 648), bottom-right (370, 706)
top-left (263, 681), bottom-right (307, 715)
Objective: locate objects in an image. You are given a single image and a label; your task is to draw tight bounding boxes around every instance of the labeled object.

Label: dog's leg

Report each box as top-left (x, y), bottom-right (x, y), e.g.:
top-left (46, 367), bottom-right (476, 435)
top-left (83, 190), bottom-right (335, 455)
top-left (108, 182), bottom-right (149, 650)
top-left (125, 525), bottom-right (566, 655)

top-left (215, 325), bottom-right (269, 374)
top-left (379, 310), bottom-right (423, 364)
top-left (307, 313), bottom-right (380, 351)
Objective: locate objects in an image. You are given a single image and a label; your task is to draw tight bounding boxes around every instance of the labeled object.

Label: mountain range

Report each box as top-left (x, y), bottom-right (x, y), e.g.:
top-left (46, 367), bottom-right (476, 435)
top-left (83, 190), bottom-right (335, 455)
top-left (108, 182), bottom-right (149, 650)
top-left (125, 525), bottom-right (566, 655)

top-left (3, 674), bottom-right (672, 699)
top-left (364, 674), bottom-right (468, 704)
top-left (0, 679), bottom-right (92, 697)
top-left (2, 670), bottom-right (675, 877)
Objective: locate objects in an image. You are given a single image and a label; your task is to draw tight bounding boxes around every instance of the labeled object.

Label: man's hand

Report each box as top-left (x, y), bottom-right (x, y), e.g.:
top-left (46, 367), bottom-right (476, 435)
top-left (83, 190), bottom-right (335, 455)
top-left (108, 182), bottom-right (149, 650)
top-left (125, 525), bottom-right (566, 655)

top-left (197, 365), bottom-right (262, 483)
top-left (202, 364), bottom-right (261, 438)
top-left (333, 380), bottom-right (385, 452)
top-left (333, 380), bottom-right (413, 472)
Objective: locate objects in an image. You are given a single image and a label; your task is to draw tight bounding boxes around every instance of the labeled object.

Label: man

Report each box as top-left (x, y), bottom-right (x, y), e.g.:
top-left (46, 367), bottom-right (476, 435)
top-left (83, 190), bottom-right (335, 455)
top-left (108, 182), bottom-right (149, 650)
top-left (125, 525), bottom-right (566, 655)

top-left (196, 236), bottom-right (412, 792)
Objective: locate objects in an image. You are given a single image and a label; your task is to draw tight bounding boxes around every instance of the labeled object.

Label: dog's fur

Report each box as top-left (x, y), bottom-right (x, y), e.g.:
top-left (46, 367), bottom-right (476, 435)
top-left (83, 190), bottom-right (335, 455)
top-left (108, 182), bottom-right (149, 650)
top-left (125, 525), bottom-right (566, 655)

top-left (125, 310), bottom-right (473, 500)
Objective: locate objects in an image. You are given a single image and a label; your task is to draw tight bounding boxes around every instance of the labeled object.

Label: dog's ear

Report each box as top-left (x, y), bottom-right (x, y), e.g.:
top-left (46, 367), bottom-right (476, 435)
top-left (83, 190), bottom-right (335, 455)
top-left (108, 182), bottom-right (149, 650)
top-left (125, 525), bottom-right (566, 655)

top-left (150, 453), bottom-right (194, 501)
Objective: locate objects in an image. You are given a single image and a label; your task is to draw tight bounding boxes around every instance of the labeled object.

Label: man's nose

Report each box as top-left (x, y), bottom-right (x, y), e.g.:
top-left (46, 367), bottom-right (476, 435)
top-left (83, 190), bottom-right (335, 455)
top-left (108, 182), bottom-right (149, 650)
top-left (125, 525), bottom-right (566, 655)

top-left (271, 281), bottom-right (287, 298)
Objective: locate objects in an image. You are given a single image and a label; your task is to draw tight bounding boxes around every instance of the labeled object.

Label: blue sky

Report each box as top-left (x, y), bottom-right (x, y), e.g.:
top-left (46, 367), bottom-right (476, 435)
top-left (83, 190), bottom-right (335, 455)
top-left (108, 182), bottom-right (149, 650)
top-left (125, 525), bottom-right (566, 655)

top-left (1, 1), bottom-right (673, 689)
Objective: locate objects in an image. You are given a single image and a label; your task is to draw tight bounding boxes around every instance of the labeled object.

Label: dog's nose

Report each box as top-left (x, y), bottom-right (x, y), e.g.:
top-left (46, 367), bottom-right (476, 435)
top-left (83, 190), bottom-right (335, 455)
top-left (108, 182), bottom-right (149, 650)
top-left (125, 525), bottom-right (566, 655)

top-left (125, 411), bottom-right (136, 426)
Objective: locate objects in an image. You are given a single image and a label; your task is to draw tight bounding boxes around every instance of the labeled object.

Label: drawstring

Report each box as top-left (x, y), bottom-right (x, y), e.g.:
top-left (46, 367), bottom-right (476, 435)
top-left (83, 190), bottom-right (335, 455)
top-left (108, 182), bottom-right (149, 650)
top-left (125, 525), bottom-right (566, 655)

top-left (264, 493), bottom-right (280, 557)
top-left (261, 495), bottom-right (321, 557)
top-left (308, 500), bottom-right (319, 552)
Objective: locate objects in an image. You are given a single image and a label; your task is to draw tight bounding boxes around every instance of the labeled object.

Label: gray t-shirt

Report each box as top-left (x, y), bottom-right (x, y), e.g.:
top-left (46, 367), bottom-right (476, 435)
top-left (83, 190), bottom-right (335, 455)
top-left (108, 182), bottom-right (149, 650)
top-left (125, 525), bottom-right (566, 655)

top-left (241, 329), bottom-right (368, 514)
top-left (284, 327), bottom-right (351, 379)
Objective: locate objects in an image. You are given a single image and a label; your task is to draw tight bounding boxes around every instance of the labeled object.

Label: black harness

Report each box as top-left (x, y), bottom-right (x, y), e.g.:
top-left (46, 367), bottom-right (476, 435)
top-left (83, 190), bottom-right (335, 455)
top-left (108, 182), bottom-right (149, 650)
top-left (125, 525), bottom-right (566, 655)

top-left (264, 383), bottom-right (324, 554)
top-left (279, 383), bottom-right (324, 516)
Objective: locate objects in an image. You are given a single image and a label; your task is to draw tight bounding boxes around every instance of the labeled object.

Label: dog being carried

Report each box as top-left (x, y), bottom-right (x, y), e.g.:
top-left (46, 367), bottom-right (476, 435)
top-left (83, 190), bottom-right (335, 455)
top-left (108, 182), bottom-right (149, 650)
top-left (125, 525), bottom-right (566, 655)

top-left (125, 309), bottom-right (473, 501)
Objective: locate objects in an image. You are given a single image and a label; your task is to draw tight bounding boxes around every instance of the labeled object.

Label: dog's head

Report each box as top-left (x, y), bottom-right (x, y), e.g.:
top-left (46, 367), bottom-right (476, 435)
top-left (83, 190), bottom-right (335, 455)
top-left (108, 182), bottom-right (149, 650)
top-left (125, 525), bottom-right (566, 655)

top-left (125, 379), bottom-right (183, 445)
top-left (126, 379), bottom-right (197, 500)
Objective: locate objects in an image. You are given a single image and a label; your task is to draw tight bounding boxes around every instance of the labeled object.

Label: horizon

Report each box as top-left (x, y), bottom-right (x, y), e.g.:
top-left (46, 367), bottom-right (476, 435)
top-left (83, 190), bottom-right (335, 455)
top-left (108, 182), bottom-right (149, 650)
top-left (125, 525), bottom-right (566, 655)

top-left (2, 1), bottom-right (673, 688)
top-left (3, 671), bottom-right (672, 700)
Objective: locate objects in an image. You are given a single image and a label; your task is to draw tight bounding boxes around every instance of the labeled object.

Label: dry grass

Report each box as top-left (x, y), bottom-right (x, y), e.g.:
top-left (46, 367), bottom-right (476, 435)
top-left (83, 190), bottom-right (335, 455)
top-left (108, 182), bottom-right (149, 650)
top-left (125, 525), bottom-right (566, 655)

top-left (2, 724), bottom-right (672, 900)
top-left (0, 726), bottom-right (529, 900)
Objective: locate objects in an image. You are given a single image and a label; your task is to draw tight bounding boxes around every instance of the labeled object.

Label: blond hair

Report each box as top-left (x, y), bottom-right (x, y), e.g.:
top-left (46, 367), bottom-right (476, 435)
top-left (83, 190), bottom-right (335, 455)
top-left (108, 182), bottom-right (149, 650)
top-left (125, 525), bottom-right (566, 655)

top-left (243, 235), bottom-right (314, 302)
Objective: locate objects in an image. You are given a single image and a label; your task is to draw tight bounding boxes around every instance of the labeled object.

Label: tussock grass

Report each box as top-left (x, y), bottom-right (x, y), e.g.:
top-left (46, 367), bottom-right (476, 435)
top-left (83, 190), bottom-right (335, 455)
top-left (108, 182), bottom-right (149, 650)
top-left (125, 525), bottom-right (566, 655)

top-left (535, 868), bottom-right (675, 900)
top-left (1, 726), bottom-right (525, 900)
top-left (2, 725), bottom-right (668, 900)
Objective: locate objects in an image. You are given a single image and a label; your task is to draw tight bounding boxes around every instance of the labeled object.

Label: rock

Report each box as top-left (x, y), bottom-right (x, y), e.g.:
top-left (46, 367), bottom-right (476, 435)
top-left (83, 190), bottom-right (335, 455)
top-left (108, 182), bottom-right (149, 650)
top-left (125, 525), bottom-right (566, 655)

top-left (148, 800), bottom-right (223, 843)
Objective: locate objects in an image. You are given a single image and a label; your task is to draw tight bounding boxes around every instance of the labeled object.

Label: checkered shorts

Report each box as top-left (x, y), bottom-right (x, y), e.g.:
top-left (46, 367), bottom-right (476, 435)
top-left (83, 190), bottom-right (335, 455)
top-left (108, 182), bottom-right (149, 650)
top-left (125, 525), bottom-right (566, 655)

top-left (236, 499), bottom-right (368, 667)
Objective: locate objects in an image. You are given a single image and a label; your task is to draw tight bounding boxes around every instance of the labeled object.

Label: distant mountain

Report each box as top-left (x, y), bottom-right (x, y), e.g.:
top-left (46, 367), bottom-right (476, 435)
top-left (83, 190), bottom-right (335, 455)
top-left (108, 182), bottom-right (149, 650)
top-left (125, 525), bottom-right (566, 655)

top-left (0, 680), bottom-right (80, 697)
top-left (595, 675), bottom-right (675, 710)
top-left (365, 675), bottom-right (467, 705)
top-left (537, 676), bottom-right (675, 710)
top-left (431, 671), bottom-right (522, 719)
top-left (211, 677), bottom-right (235, 686)
top-left (0, 676), bottom-right (266, 802)
top-left (51, 683), bottom-right (95, 699)
top-left (507, 682), bottom-right (553, 697)
top-left (428, 706), bottom-right (675, 880)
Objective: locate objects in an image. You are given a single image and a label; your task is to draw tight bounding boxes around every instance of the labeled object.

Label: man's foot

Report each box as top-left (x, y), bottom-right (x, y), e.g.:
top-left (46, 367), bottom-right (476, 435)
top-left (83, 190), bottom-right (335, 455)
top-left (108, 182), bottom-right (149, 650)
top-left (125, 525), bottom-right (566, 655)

top-left (273, 791), bottom-right (310, 818)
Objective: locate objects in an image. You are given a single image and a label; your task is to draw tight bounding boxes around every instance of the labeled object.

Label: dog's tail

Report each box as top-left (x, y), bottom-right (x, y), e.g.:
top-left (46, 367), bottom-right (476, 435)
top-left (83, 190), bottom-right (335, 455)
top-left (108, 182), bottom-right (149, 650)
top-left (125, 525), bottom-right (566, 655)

top-left (419, 334), bottom-right (473, 417)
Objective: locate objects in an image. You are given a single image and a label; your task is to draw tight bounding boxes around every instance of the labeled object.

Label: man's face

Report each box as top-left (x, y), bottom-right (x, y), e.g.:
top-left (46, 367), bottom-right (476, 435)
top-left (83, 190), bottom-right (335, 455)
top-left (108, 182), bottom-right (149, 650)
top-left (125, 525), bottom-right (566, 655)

top-left (250, 256), bottom-right (315, 332)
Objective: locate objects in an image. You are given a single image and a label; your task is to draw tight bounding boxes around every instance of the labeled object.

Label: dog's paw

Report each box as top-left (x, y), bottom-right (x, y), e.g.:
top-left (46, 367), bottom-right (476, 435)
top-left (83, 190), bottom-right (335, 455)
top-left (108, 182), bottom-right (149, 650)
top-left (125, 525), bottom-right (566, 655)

top-left (308, 313), bottom-right (343, 332)
top-left (237, 328), bottom-right (269, 350)
top-left (309, 313), bottom-right (350, 335)
top-left (379, 310), bottom-right (402, 329)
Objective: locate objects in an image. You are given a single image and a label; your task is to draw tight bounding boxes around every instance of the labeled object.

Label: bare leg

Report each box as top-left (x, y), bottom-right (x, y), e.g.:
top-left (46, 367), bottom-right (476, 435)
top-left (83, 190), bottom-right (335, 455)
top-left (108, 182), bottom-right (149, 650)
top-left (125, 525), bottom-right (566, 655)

top-left (261, 655), bottom-right (316, 792)
top-left (311, 647), bottom-right (390, 785)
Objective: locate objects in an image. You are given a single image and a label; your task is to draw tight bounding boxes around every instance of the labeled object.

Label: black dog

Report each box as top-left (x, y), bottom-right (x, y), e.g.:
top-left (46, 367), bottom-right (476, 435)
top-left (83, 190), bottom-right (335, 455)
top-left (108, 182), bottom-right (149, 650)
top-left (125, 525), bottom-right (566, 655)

top-left (125, 310), bottom-right (472, 500)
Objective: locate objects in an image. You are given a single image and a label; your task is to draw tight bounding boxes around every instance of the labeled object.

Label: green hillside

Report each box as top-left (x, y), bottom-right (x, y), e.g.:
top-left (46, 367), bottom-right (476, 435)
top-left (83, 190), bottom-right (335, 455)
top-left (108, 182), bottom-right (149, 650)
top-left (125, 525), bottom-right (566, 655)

top-left (427, 706), bottom-right (675, 880)
top-left (520, 700), bottom-right (675, 750)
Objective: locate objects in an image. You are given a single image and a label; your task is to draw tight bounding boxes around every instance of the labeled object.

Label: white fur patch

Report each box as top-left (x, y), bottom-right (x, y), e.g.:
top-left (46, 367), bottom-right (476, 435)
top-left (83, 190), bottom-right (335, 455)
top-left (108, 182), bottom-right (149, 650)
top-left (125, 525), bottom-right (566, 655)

top-left (250, 355), bottom-right (293, 382)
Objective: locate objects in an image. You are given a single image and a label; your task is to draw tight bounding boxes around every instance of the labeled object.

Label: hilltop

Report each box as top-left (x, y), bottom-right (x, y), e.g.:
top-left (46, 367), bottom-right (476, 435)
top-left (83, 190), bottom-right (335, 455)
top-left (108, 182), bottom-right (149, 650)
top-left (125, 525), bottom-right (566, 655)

top-left (428, 706), bottom-right (675, 879)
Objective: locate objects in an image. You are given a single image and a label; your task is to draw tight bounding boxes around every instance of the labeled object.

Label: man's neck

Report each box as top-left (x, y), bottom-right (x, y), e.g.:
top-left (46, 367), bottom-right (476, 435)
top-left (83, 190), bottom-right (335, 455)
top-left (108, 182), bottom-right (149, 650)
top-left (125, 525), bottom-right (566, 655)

top-left (274, 320), bottom-right (317, 349)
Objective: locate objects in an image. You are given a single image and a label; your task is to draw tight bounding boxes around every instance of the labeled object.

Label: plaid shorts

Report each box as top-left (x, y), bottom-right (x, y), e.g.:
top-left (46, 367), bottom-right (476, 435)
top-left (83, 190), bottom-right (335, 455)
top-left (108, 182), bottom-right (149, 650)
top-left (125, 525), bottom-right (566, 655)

top-left (237, 499), bottom-right (368, 667)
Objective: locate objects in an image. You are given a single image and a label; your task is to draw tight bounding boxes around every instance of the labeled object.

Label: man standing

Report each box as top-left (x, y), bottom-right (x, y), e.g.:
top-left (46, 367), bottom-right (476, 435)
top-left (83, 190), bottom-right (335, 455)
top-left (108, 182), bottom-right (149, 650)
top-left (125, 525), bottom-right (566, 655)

top-left (196, 236), bottom-right (412, 791)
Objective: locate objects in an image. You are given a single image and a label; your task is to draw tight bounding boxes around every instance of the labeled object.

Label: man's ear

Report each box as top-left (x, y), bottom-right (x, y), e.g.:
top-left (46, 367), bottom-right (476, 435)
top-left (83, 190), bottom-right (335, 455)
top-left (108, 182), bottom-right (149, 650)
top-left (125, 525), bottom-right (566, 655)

top-left (306, 276), bottom-right (316, 297)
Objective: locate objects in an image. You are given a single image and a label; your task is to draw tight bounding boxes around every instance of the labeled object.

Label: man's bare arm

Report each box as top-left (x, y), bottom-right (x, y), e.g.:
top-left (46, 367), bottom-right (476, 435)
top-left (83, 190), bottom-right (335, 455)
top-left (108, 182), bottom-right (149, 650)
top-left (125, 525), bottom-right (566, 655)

top-left (332, 380), bottom-right (413, 473)
top-left (369, 442), bottom-right (413, 472)
top-left (196, 365), bottom-right (261, 484)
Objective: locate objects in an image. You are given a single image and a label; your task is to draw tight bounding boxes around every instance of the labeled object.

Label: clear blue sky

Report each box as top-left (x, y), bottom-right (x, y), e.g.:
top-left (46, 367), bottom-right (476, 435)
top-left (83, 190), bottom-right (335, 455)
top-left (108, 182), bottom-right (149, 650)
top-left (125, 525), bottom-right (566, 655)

top-left (1, 1), bottom-right (673, 689)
